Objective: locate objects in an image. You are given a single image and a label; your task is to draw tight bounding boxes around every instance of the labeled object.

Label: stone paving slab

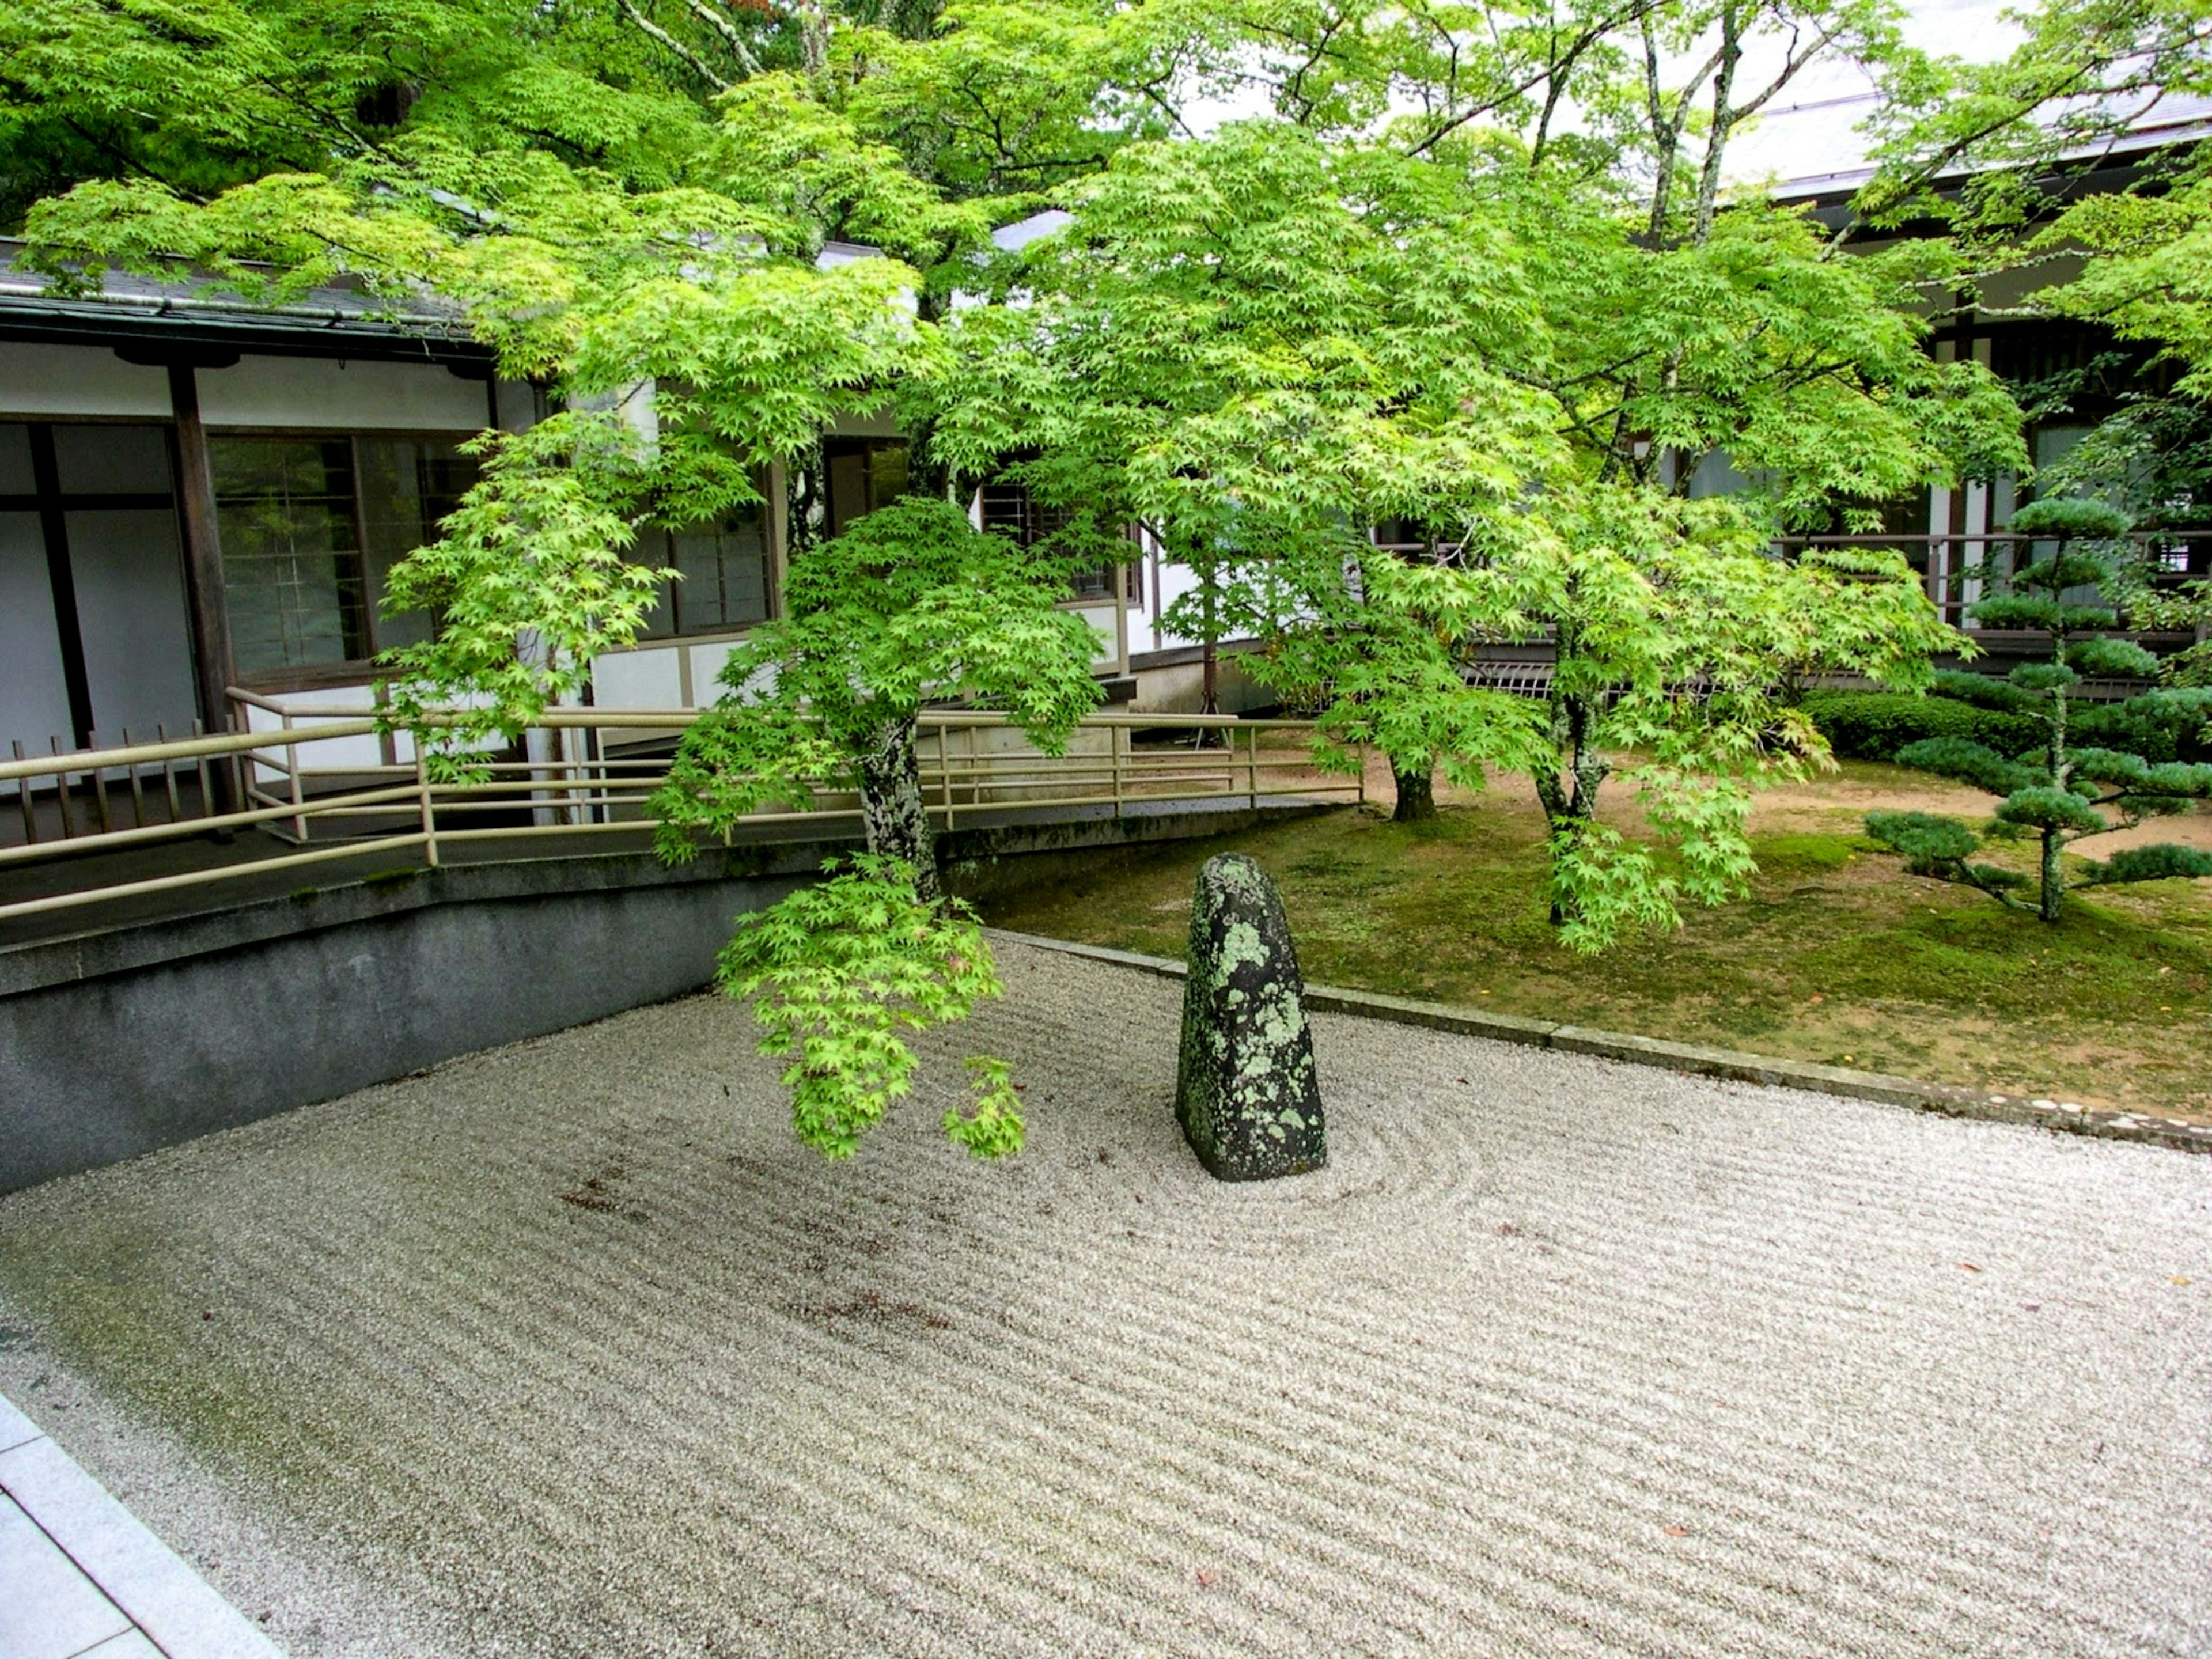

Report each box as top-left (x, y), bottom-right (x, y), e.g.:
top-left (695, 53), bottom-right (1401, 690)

top-left (0, 1490), bottom-right (132, 1659)
top-left (0, 1393), bottom-right (284, 1659)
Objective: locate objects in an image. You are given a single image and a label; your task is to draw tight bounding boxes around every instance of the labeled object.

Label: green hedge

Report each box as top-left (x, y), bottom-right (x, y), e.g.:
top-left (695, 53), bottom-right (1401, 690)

top-left (1798, 692), bottom-right (2042, 762)
top-left (1801, 690), bottom-right (2201, 764)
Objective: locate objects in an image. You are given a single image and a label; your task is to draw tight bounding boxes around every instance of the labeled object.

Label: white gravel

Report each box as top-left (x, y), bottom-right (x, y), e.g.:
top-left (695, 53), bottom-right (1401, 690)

top-left (1, 935), bottom-right (2209, 1658)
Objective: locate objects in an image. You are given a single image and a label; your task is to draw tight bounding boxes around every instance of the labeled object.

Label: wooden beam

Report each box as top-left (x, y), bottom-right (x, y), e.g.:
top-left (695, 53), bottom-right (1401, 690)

top-left (25, 425), bottom-right (94, 747)
top-left (166, 361), bottom-right (239, 812)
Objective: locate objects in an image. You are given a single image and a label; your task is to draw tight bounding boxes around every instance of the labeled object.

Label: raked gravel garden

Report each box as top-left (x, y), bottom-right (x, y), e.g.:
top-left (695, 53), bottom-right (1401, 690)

top-left (0, 937), bottom-right (2206, 1657)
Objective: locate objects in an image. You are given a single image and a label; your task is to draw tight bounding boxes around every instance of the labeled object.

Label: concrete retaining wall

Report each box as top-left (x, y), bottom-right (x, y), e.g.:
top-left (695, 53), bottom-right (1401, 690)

top-left (0, 804), bottom-right (1324, 1193)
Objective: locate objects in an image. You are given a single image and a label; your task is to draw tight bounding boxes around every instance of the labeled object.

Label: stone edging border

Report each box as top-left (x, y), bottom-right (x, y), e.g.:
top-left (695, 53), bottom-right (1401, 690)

top-left (986, 929), bottom-right (2212, 1156)
top-left (0, 1391), bottom-right (286, 1657)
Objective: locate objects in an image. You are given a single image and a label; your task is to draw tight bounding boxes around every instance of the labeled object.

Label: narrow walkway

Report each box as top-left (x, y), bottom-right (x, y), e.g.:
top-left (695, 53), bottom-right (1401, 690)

top-left (0, 790), bottom-right (1343, 953)
top-left (0, 1394), bottom-right (282, 1659)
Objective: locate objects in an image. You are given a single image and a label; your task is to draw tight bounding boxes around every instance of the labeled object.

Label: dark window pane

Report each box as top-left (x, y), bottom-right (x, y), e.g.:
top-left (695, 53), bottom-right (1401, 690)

top-left (52, 424), bottom-right (171, 495)
top-left (357, 438), bottom-right (477, 652)
top-left (634, 561), bottom-right (677, 640)
top-left (213, 438), bottom-right (370, 675)
top-left (865, 441), bottom-right (907, 512)
top-left (0, 425), bottom-right (32, 495)
top-left (824, 439), bottom-right (908, 537)
top-left (669, 498), bottom-right (770, 631)
top-left (981, 471), bottom-right (1107, 595)
top-left (827, 451), bottom-right (869, 537)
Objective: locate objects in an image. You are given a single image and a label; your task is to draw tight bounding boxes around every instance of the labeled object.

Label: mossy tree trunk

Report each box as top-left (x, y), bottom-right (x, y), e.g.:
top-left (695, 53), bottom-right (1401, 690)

top-left (858, 710), bottom-right (941, 905)
top-left (2040, 658), bottom-right (2071, 924)
top-left (1533, 639), bottom-right (1611, 923)
top-left (1391, 761), bottom-right (1436, 822)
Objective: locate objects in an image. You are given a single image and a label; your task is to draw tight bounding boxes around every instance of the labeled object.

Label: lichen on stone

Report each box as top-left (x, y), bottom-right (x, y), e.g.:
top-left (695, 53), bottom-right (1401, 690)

top-left (1173, 853), bottom-right (1327, 1181)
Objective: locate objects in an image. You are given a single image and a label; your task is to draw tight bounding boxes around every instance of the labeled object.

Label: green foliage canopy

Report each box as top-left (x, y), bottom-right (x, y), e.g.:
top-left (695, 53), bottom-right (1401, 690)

top-left (651, 497), bottom-right (1103, 862)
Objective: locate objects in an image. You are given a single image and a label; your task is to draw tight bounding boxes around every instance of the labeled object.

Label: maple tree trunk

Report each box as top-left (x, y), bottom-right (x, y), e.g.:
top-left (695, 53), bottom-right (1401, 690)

top-left (1392, 762), bottom-right (1437, 823)
top-left (858, 711), bottom-right (940, 906)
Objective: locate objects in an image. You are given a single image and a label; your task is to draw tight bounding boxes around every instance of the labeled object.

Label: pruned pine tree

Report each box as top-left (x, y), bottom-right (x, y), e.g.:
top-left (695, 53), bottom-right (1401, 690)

top-left (1869, 499), bottom-right (2212, 922)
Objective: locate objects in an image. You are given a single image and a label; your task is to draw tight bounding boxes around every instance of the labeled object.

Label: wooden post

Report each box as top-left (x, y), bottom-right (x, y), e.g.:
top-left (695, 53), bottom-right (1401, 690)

top-left (25, 425), bottom-right (93, 747)
top-left (1111, 725), bottom-right (1124, 818)
top-left (416, 747), bottom-right (440, 868)
top-left (938, 722), bottom-right (953, 828)
top-left (283, 711), bottom-right (307, 842)
top-left (166, 362), bottom-right (240, 815)
top-left (121, 728), bottom-right (147, 828)
top-left (88, 735), bottom-right (112, 834)
top-left (48, 736), bottom-right (74, 838)
top-left (11, 740), bottom-right (36, 844)
top-left (157, 724), bottom-right (182, 822)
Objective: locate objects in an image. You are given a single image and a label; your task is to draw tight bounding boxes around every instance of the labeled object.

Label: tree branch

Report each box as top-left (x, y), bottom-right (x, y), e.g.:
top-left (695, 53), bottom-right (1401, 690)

top-left (616, 0), bottom-right (732, 92)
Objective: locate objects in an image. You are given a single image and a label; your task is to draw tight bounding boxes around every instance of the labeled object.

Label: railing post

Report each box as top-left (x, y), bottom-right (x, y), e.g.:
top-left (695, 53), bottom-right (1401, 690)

top-left (88, 735), bottom-right (112, 835)
top-left (1247, 724), bottom-right (1259, 809)
top-left (120, 728), bottom-right (147, 829)
top-left (157, 724), bottom-right (182, 823)
top-left (1111, 725), bottom-right (1123, 819)
top-left (49, 737), bottom-right (74, 839)
top-left (1357, 741), bottom-right (1368, 805)
top-left (284, 711), bottom-right (308, 842)
top-left (939, 722), bottom-right (953, 828)
top-left (416, 746), bottom-right (440, 868)
top-left (190, 719), bottom-right (211, 824)
top-left (11, 740), bottom-right (35, 845)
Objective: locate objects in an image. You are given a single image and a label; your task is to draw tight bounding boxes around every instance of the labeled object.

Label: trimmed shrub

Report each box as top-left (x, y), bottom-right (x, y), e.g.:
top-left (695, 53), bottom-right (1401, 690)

top-left (1799, 691), bottom-right (2042, 762)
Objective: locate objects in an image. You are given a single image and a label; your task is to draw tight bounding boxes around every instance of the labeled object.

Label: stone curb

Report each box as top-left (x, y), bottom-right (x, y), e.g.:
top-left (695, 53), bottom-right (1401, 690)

top-left (986, 929), bottom-right (2212, 1156)
top-left (0, 1392), bottom-right (286, 1658)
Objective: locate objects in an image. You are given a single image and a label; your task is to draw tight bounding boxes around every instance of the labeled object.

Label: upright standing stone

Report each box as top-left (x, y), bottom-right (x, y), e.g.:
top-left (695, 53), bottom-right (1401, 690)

top-left (1175, 853), bottom-right (1327, 1181)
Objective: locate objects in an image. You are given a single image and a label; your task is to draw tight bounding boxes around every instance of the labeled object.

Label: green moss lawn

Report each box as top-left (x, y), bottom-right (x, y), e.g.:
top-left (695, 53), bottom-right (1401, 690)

top-left (975, 757), bottom-right (2212, 1122)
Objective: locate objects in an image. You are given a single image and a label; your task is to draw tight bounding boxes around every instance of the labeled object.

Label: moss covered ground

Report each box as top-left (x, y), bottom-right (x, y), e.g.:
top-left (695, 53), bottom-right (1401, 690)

top-left (976, 756), bottom-right (2212, 1122)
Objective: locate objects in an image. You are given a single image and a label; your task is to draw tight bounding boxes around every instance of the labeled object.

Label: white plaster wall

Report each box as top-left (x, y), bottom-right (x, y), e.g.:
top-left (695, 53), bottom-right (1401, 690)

top-left (0, 513), bottom-right (74, 752)
top-left (593, 646), bottom-right (686, 710)
top-left (1066, 603), bottom-right (1120, 667)
top-left (1125, 656), bottom-right (1272, 715)
top-left (1144, 558), bottom-right (1207, 653)
top-left (687, 639), bottom-right (742, 699)
top-left (66, 508), bottom-right (199, 743)
top-left (0, 343), bottom-right (170, 418)
top-left (242, 687), bottom-right (392, 777)
top-left (198, 355), bottom-right (494, 431)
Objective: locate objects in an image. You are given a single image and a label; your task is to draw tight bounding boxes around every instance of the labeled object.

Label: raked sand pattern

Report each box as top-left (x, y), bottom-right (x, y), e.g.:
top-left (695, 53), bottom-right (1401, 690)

top-left (0, 935), bottom-right (2208, 1658)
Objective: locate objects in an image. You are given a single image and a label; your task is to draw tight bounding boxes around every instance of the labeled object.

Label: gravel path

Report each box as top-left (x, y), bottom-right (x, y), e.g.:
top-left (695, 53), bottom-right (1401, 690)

top-left (1, 935), bottom-right (2208, 1658)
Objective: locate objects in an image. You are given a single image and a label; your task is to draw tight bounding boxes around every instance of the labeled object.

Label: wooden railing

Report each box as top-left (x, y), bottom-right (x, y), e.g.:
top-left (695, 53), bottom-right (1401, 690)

top-left (0, 695), bottom-right (1359, 925)
top-left (1771, 529), bottom-right (2212, 630)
